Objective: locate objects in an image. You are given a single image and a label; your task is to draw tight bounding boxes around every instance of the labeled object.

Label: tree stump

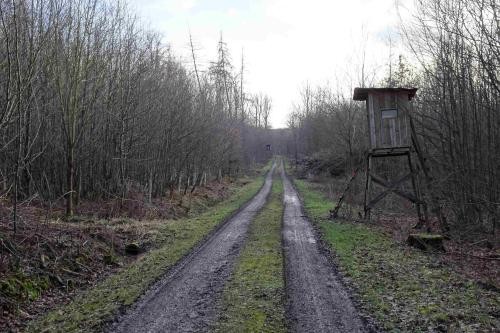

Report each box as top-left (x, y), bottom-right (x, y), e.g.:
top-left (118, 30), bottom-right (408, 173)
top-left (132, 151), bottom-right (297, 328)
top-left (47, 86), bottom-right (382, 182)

top-left (407, 233), bottom-right (445, 252)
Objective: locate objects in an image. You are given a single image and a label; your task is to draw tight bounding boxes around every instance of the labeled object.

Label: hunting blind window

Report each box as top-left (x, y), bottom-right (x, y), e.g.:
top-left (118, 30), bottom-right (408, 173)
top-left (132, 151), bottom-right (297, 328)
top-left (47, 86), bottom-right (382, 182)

top-left (381, 109), bottom-right (397, 119)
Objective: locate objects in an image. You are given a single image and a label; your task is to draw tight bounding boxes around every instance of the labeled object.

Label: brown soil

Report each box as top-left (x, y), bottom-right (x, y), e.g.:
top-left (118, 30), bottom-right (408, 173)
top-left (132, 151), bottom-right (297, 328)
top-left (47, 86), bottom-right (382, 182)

top-left (0, 177), bottom-right (243, 332)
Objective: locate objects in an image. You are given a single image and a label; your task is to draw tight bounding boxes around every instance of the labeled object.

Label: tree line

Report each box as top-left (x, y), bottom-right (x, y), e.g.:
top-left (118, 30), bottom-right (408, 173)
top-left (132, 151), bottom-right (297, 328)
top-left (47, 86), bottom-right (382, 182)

top-left (0, 0), bottom-right (273, 230)
top-left (288, 0), bottom-right (499, 235)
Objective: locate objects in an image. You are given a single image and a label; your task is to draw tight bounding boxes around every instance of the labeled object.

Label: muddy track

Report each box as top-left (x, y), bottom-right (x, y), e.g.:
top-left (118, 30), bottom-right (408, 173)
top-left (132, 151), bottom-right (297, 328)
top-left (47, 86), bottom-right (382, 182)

top-left (109, 165), bottom-right (275, 333)
top-left (281, 165), bottom-right (367, 333)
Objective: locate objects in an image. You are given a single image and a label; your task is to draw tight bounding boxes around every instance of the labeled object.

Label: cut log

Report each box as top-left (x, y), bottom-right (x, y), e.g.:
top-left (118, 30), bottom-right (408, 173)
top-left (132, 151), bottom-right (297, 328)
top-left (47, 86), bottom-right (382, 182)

top-left (407, 233), bottom-right (445, 252)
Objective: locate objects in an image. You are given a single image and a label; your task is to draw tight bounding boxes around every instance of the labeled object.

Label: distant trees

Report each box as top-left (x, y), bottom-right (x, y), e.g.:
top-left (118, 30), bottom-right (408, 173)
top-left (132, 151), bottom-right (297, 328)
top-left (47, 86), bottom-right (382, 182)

top-left (250, 93), bottom-right (272, 129)
top-left (288, 86), bottom-right (366, 175)
top-left (0, 0), bottom-right (272, 224)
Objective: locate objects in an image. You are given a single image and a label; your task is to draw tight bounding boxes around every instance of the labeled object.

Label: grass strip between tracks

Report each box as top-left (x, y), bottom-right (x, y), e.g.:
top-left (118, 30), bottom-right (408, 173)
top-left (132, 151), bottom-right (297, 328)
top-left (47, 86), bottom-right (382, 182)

top-left (214, 175), bottom-right (286, 333)
top-left (293, 177), bottom-right (500, 332)
top-left (27, 164), bottom-right (272, 333)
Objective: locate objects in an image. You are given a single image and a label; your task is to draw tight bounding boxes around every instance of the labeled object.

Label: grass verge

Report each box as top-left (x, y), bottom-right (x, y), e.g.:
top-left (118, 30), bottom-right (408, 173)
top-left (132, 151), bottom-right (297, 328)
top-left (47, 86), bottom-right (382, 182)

top-left (27, 165), bottom-right (271, 333)
top-left (214, 176), bottom-right (286, 333)
top-left (294, 178), bottom-right (500, 332)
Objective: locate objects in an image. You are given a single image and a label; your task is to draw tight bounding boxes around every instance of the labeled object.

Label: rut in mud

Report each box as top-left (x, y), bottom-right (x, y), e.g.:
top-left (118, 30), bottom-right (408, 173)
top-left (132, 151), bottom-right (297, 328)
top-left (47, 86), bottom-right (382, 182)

top-left (110, 165), bottom-right (275, 333)
top-left (281, 165), bottom-right (367, 333)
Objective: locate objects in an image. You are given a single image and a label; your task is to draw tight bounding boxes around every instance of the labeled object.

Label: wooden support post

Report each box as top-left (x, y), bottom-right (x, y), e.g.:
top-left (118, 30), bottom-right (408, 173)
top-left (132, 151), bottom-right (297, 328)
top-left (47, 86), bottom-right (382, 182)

top-left (364, 153), bottom-right (372, 220)
top-left (363, 148), bottom-right (426, 225)
top-left (366, 172), bottom-right (416, 209)
top-left (330, 167), bottom-right (359, 219)
top-left (407, 152), bottom-right (426, 226)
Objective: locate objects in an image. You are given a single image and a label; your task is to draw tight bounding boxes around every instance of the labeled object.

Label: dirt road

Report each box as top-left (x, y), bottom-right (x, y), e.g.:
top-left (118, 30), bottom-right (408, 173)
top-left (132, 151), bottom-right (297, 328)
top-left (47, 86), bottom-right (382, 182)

top-left (281, 165), bottom-right (367, 332)
top-left (110, 162), bottom-right (368, 332)
top-left (110, 165), bottom-right (275, 333)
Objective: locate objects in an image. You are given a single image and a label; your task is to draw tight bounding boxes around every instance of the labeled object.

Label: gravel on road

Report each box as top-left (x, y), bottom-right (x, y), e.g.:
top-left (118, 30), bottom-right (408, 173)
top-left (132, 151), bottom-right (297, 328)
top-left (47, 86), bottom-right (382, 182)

top-left (281, 165), bottom-right (367, 333)
top-left (110, 165), bottom-right (276, 333)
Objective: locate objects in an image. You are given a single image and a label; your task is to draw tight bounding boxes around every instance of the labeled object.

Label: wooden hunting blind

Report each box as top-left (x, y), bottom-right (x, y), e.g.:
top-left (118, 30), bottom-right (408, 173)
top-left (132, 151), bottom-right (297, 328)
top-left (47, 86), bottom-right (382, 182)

top-left (353, 87), bottom-right (426, 222)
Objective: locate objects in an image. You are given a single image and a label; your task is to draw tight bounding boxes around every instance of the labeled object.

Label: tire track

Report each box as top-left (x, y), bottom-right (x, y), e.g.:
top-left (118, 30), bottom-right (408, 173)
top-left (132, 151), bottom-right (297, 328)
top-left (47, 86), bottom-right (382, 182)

top-left (281, 164), bottom-right (367, 332)
top-left (110, 164), bottom-right (275, 333)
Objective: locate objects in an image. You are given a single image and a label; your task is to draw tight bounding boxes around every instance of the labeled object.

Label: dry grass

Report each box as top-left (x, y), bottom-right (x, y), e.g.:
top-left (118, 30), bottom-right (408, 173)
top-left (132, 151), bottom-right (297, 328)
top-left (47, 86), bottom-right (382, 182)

top-left (0, 164), bottom-right (269, 332)
top-left (294, 178), bottom-right (500, 332)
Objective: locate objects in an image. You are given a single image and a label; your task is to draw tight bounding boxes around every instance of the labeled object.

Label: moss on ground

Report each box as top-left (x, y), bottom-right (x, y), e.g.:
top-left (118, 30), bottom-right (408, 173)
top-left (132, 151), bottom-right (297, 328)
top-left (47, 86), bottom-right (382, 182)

top-left (294, 178), bottom-right (500, 332)
top-left (27, 165), bottom-right (271, 333)
top-left (214, 176), bottom-right (286, 333)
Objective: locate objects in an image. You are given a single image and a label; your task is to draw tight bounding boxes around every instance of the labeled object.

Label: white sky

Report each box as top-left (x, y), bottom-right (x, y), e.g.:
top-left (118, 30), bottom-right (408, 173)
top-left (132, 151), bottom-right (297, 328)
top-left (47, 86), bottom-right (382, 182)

top-left (129, 0), bottom-right (413, 128)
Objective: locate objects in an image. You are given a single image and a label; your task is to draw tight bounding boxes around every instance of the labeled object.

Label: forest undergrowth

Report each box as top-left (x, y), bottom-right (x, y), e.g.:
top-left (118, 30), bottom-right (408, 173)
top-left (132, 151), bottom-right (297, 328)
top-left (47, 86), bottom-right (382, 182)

top-left (0, 163), bottom-right (268, 332)
top-left (293, 175), bottom-right (500, 332)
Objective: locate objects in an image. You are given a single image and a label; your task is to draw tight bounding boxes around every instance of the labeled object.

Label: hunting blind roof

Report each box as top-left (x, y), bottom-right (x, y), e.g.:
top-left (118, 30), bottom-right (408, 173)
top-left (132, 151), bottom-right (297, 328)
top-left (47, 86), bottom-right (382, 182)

top-left (353, 87), bottom-right (418, 101)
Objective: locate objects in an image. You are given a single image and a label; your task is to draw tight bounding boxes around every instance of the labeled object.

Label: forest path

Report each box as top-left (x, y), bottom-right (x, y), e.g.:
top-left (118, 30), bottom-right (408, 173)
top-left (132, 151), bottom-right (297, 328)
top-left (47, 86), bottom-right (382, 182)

top-left (281, 165), bottom-right (367, 332)
top-left (109, 164), bottom-right (276, 333)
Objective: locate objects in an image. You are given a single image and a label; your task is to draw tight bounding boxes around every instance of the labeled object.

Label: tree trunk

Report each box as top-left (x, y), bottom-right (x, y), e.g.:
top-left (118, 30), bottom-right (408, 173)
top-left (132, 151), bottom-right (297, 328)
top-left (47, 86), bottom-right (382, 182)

top-left (148, 170), bottom-right (153, 204)
top-left (66, 145), bottom-right (74, 218)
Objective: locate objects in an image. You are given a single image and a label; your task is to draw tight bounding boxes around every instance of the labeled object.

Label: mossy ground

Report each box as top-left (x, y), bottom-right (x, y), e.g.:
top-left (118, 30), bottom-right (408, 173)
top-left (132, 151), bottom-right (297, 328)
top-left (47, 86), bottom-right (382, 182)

top-left (27, 165), bottom-right (271, 333)
top-left (214, 176), bottom-right (286, 333)
top-left (294, 178), bottom-right (500, 332)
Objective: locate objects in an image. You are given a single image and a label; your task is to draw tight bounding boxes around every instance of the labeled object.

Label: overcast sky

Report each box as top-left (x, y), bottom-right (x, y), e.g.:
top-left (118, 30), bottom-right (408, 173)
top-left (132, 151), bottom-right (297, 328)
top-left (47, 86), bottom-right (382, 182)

top-left (129, 0), bottom-right (412, 128)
